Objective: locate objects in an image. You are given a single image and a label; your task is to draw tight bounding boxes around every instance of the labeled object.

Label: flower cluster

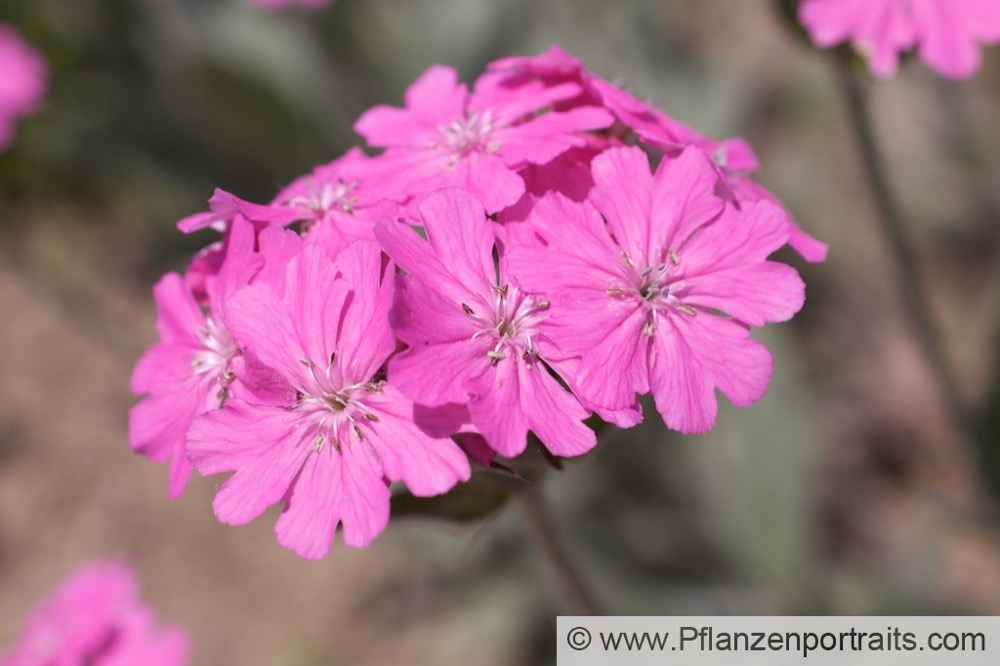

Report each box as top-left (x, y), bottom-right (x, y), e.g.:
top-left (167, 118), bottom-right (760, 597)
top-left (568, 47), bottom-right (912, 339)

top-left (0, 24), bottom-right (47, 152)
top-left (130, 45), bottom-right (816, 557)
top-left (0, 560), bottom-right (189, 666)
top-left (799, 0), bottom-right (1000, 79)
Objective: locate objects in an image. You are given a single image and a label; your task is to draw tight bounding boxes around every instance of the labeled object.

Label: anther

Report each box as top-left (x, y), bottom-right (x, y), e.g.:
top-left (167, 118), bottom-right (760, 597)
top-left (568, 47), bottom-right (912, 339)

top-left (353, 424), bottom-right (364, 441)
top-left (656, 263), bottom-right (667, 272)
top-left (640, 266), bottom-right (654, 276)
top-left (461, 303), bottom-right (475, 315)
top-left (668, 249), bottom-right (680, 266)
top-left (330, 352), bottom-right (336, 364)
top-left (314, 436), bottom-right (325, 453)
top-left (535, 300), bottom-right (550, 310)
top-left (487, 350), bottom-right (506, 364)
top-left (363, 413), bottom-right (379, 422)
top-left (606, 288), bottom-right (624, 296)
top-left (492, 284), bottom-right (508, 296)
top-left (679, 304), bottom-right (697, 316)
top-left (299, 358), bottom-right (312, 367)
top-left (365, 381), bottom-right (384, 393)
top-left (642, 321), bottom-right (655, 336)
top-left (621, 252), bottom-right (634, 267)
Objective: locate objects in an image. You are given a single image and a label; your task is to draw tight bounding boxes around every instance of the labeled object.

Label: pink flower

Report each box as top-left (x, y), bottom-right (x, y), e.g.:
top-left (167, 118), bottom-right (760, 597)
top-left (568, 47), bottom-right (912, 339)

top-left (800, 0), bottom-right (1000, 79)
top-left (130, 217), bottom-right (262, 498)
top-left (176, 189), bottom-right (301, 235)
top-left (488, 46), bottom-right (829, 264)
top-left (0, 560), bottom-right (189, 666)
top-left (355, 65), bottom-right (613, 213)
top-left (271, 148), bottom-right (398, 258)
top-left (374, 188), bottom-right (597, 458)
top-left (506, 146), bottom-right (806, 434)
top-left (0, 24), bottom-right (47, 152)
top-left (178, 150), bottom-right (397, 259)
top-left (186, 239), bottom-right (471, 557)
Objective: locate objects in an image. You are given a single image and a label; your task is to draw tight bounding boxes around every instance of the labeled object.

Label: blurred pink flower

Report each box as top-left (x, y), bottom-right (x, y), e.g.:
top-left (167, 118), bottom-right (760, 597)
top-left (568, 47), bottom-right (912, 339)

top-left (799, 0), bottom-right (1000, 79)
top-left (0, 560), bottom-right (189, 666)
top-left (0, 24), bottom-right (47, 152)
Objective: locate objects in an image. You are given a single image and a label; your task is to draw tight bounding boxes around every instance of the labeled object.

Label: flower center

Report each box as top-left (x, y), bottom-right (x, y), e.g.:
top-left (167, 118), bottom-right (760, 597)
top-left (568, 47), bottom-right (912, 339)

top-left (294, 358), bottom-right (382, 454)
top-left (608, 250), bottom-right (697, 336)
top-left (432, 109), bottom-right (501, 165)
top-left (192, 315), bottom-right (239, 405)
top-left (285, 177), bottom-right (360, 218)
top-left (461, 283), bottom-right (550, 365)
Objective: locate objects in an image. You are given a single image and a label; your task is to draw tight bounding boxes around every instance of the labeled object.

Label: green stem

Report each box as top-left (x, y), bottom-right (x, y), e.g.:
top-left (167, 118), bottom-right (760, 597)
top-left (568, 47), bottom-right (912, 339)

top-left (833, 50), bottom-right (972, 440)
top-left (513, 484), bottom-right (604, 616)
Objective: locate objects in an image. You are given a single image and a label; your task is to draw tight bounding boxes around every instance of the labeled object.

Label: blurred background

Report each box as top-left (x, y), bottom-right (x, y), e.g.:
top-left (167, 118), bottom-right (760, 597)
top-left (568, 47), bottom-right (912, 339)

top-left (1, 0), bottom-right (999, 663)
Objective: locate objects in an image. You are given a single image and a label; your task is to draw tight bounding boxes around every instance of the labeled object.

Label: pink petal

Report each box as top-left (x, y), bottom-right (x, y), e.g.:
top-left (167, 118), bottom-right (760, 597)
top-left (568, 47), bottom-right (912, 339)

top-left (283, 245), bottom-right (353, 371)
top-left (504, 192), bottom-right (623, 294)
top-left (177, 188), bottom-right (300, 234)
top-left (516, 360), bottom-right (596, 457)
top-left (472, 77), bottom-right (583, 122)
top-left (455, 151), bottom-right (526, 213)
top-left (355, 65), bottom-right (466, 147)
top-left (128, 381), bottom-right (201, 463)
top-left (588, 146), bottom-right (654, 263)
top-left (650, 148), bottom-right (726, 256)
top-left (466, 359), bottom-right (531, 457)
top-left (388, 335), bottom-right (492, 407)
top-left (682, 262), bottom-right (806, 326)
top-left (649, 315), bottom-right (773, 434)
top-left (330, 240), bottom-right (396, 382)
top-left (386, 271), bottom-right (480, 347)
top-left (223, 281), bottom-right (307, 383)
top-left (363, 385), bottom-right (471, 495)
top-left (555, 300), bottom-right (650, 411)
top-left (913, 0), bottom-right (982, 78)
top-left (254, 224), bottom-right (304, 295)
top-left (208, 215), bottom-right (263, 310)
top-left (166, 448), bottom-right (194, 501)
top-left (496, 106), bottom-right (613, 168)
top-left (788, 222), bottom-right (830, 264)
top-left (186, 402), bottom-right (310, 525)
top-left (799, 0), bottom-right (873, 47)
top-left (683, 200), bottom-right (789, 271)
top-left (376, 189), bottom-right (497, 302)
top-left (130, 340), bottom-right (194, 395)
top-left (150, 272), bottom-right (204, 345)
top-left (275, 442), bottom-right (389, 556)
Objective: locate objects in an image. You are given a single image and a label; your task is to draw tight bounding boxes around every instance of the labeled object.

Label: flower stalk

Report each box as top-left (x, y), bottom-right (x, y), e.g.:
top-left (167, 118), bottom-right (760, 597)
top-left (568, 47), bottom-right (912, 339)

top-left (513, 484), bottom-right (604, 616)
top-left (833, 49), bottom-right (973, 442)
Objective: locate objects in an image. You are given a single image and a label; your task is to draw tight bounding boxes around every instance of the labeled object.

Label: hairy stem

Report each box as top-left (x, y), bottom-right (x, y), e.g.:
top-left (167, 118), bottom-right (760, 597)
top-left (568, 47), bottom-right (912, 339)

top-left (833, 50), bottom-right (971, 438)
top-left (513, 484), bottom-right (604, 615)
